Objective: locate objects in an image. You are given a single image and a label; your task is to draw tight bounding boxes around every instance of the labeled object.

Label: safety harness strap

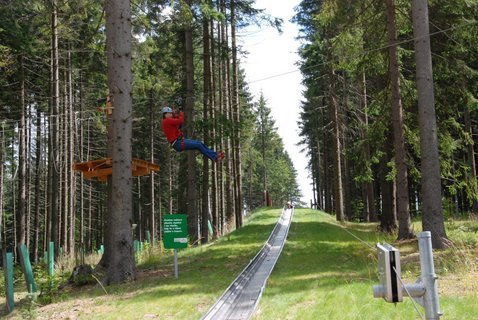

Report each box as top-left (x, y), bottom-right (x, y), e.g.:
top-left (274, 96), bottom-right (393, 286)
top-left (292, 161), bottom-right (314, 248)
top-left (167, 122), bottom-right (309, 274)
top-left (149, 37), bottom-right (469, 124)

top-left (171, 133), bottom-right (185, 151)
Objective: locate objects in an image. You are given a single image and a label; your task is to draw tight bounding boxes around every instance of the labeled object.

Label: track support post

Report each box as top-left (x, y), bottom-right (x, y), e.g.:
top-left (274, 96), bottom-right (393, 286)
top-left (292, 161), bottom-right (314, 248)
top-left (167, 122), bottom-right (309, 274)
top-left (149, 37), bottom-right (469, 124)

top-left (373, 231), bottom-right (442, 319)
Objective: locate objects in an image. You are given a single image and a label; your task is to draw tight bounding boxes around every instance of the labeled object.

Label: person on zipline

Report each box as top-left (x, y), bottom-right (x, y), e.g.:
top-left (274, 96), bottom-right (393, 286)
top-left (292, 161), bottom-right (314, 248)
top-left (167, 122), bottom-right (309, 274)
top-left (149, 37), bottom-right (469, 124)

top-left (162, 106), bottom-right (225, 162)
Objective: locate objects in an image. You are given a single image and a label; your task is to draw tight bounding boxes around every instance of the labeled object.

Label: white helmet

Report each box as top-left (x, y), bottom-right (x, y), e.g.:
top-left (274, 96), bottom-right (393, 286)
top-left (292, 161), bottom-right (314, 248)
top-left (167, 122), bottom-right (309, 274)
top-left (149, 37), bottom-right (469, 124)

top-left (162, 106), bottom-right (172, 114)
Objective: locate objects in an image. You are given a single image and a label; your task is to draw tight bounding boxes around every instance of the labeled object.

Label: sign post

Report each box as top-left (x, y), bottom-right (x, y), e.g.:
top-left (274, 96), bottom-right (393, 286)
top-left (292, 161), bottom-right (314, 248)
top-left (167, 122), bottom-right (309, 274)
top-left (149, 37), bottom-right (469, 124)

top-left (163, 214), bottom-right (188, 278)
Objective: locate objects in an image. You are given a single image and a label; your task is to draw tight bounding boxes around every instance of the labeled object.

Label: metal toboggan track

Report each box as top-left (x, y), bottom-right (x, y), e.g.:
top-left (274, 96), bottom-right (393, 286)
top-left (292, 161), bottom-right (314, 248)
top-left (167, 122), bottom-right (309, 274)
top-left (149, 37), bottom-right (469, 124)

top-left (202, 208), bottom-right (293, 320)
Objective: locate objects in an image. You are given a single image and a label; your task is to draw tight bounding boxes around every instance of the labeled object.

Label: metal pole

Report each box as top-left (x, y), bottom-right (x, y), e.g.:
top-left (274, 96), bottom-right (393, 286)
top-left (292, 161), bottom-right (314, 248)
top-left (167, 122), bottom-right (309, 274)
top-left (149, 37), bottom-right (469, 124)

top-left (174, 249), bottom-right (178, 279)
top-left (418, 231), bottom-right (441, 319)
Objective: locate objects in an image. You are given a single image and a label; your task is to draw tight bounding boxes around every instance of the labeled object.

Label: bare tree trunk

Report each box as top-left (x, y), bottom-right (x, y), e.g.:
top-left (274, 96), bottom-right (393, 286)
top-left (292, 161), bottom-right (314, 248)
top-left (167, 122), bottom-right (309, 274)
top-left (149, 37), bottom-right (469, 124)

top-left (464, 106), bottom-right (478, 211)
top-left (60, 67), bottom-right (67, 254)
top-left (411, 0), bottom-right (448, 248)
top-left (211, 15), bottom-right (219, 238)
top-left (26, 106), bottom-right (32, 251)
top-left (201, 10), bottom-right (212, 244)
top-left (386, 0), bottom-right (413, 239)
top-left (221, 0), bottom-right (234, 230)
top-left (218, 0), bottom-right (227, 235)
top-left (183, 0), bottom-right (199, 244)
top-left (67, 48), bottom-right (75, 256)
top-left (79, 72), bottom-right (85, 250)
top-left (16, 55), bottom-right (27, 253)
top-left (360, 72), bottom-right (376, 222)
top-left (102, 0), bottom-right (136, 284)
top-left (323, 105), bottom-right (332, 213)
top-left (149, 88), bottom-right (156, 243)
top-left (379, 138), bottom-right (398, 233)
top-left (49, 0), bottom-right (60, 258)
top-left (33, 108), bottom-right (42, 262)
top-left (231, 0), bottom-right (243, 228)
top-left (329, 67), bottom-right (344, 221)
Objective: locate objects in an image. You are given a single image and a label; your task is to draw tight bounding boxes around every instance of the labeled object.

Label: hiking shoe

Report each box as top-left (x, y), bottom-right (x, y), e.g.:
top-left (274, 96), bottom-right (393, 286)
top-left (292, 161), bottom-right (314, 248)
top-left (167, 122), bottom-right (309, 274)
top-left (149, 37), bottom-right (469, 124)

top-left (215, 151), bottom-right (225, 162)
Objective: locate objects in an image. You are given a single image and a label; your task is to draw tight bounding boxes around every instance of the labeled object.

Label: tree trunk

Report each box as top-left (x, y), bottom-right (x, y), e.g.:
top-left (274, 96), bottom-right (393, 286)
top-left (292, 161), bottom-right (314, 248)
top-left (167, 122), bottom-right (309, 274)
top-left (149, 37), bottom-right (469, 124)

top-left (221, 0), bottom-right (234, 230)
top-left (218, 0), bottom-right (227, 235)
top-left (33, 108), bottom-right (42, 262)
top-left (48, 0), bottom-right (60, 258)
top-left (26, 106), bottom-right (32, 251)
top-left (464, 106), bottom-right (478, 211)
top-left (79, 71), bottom-right (85, 251)
top-left (411, 0), bottom-right (448, 248)
top-left (329, 67), bottom-right (344, 221)
top-left (379, 135), bottom-right (397, 233)
top-left (386, 0), bottom-right (413, 239)
top-left (149, 88), bottom-right (156, 244)
top-left (17, 55), bottom-right (27, 252)
top-left (210, 14), bottom-right (219, 238)
top-left (231, 0), bottom-right (243, 228)
top-left (322, 103), bottom-right (332, 213)
top-left (360, 72), bottom-right (376, 222)
top-left (201, 10), bottom-right (212, 244)
top-left (102, 0), bottom-right (136, 284)
top-left (184, 0), bottom-right (199, 244)
top-left (67, 48), bottom-right (75, 256)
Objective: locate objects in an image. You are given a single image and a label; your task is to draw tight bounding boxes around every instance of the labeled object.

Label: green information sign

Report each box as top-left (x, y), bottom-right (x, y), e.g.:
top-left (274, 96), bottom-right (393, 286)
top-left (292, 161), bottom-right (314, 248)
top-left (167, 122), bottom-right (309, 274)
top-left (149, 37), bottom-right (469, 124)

top-left (163, 214), bottom-right (188, 249)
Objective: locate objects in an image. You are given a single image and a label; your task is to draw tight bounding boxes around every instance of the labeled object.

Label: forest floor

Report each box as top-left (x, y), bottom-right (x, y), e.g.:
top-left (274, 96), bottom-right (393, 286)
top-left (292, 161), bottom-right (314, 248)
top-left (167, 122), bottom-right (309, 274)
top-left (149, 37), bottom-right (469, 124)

top-left (1, 208), bottom-right (477, 320)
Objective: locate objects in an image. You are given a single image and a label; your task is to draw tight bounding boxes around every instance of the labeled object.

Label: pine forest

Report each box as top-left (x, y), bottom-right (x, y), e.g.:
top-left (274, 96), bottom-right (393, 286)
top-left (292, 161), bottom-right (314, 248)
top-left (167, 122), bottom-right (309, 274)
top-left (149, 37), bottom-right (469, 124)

top-left (0, 0), bottom-right (477, 290)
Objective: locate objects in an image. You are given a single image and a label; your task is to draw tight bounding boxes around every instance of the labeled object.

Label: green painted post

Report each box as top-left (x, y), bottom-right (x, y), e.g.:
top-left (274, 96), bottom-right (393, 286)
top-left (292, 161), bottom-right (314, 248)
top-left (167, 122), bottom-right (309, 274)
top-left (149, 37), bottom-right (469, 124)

top-left (146, 230), bottom-right (151, 244)
top-left (48, 242), bottom-right (54, 287)
top-left (100, 245), bottom-right (104, 254)
top-left (207, 220), bottom-right (213, 236)
top-left (19, 244), bottom-right (37, 294)
top-left (134, 240), bottom-right (139, 252)
top-left (48, 242), bottom-right (54, 277)
top-left (3, 251), bottom-right (14, 313)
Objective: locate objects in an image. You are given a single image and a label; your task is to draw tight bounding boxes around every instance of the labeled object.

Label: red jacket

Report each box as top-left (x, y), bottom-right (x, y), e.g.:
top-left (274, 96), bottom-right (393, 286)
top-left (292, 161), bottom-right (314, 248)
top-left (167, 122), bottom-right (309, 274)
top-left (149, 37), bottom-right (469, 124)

top-left (162, 111), bottom-right (184, 143)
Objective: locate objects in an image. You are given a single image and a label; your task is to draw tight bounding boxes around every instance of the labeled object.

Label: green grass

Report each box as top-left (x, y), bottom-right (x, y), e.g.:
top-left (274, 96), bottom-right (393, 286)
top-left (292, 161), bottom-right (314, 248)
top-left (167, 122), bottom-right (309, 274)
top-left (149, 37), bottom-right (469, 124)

top-left (2, 208), bottom-right (477, 319)
top-left (2, 208), bottom-right (282, 319)
top-left (254, 209), bottom-right (478, 320)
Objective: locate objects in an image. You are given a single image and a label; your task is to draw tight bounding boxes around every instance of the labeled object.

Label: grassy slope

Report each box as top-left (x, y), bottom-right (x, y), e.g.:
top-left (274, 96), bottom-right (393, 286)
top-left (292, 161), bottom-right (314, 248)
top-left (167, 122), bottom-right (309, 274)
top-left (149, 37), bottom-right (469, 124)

top-left (3, 208), bottom-right (282, 319)
top-left (3, 208), bottom-right (477, 319)
top-left (254, 209), bottom-right (478, 320)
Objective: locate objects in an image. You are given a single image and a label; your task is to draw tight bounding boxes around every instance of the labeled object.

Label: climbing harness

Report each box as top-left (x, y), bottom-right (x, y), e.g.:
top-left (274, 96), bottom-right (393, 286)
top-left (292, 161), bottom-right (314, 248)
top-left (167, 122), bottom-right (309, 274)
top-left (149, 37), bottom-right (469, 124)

top-left (171, 133), bottom-right (185, 151)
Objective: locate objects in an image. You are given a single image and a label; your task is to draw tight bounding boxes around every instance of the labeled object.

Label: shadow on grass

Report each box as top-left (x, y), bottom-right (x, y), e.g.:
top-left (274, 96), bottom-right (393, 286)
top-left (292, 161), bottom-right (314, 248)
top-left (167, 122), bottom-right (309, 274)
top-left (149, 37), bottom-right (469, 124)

top-left (0, 209), bottom-right (382, 318)
top-left (22, 211), bottom-right (283, 306)
top-left (122, 211), bottom-right (380, 301)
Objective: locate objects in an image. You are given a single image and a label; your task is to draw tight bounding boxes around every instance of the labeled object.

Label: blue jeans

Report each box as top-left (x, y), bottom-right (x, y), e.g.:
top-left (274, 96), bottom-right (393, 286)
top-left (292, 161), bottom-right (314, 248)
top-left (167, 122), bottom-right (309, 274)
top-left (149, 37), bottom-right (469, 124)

top-left (172, 138), bottom-right (217, 161)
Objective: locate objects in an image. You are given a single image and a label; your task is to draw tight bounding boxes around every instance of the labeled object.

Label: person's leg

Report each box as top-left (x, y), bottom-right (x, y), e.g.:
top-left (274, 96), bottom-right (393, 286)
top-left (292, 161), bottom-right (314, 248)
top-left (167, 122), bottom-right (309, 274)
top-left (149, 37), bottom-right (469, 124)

top-left (182, 138), bottom-right (217, 161)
